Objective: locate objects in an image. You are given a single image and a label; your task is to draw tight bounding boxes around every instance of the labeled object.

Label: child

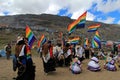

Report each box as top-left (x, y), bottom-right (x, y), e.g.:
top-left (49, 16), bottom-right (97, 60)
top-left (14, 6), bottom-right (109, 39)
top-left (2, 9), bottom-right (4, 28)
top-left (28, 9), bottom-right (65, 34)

top-left (87, 57), bottom-right (101, 71)
top-left (69, 57), bottom-right (82, 74)
top-left (104, 54), bottom-right (118, 71)
top-left (104, 59), bottom-right (117, 71)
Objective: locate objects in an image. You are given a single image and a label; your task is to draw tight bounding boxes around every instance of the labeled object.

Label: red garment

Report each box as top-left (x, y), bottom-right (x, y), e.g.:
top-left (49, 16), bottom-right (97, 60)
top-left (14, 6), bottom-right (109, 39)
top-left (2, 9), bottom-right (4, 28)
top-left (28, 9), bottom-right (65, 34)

top-left (49, 46), bottom-right (53, 58)
top-left (26, 45), bottom-right (31, 55)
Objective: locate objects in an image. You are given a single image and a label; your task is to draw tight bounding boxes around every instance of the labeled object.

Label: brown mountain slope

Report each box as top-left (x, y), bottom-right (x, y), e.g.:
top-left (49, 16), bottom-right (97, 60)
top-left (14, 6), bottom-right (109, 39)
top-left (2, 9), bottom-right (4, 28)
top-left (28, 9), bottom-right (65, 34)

top-left (0, 14), bottom-right (120, 46)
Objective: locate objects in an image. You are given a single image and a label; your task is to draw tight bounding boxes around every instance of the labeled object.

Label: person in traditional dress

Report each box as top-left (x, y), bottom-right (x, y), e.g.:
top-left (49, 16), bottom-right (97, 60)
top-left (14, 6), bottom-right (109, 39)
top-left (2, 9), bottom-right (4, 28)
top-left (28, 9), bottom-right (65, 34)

top-left (14, 37), bottom-right (27, 80)
top-left (42, 41), bottom-right (56, 74)
top-left (53, 43), bottom-right (64, 67)
top-left (104, 54), bottom-right (118, 71)
top-left (104, 59), bottom-right (118, 71)
top-left (14, 36), bottom-right (35, 80)
top-left (69, 57), bottom-right (82, 74)
top-left (24, 37), bottom-right (35, 80)
top-left (87, 56), bottom-right (101, 71)
top-left (84, 45), bottom-right (90, 59)
top-left (71, 44), bottom-right (76, 58)
top-left (75, 45), bottom-right (84, 62)
top-left (63, 43), bottom-right (72, 66)
top-left (5, 43), bottom-right (11, 60)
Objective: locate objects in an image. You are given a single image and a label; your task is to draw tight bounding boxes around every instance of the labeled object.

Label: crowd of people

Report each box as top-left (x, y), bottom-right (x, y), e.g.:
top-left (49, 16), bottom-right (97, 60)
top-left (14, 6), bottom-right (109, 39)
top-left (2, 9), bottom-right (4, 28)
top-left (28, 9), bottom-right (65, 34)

top-left (6, 36), bottom-right (120, 80)
top-left (38, 40), bottom-right (120, 74)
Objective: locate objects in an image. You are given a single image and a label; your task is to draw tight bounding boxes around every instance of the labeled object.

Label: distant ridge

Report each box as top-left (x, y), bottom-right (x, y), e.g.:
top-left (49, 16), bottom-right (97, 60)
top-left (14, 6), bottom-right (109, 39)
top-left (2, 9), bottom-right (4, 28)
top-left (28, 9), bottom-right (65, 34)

top-left (0, 14), bottom-right (120, 41)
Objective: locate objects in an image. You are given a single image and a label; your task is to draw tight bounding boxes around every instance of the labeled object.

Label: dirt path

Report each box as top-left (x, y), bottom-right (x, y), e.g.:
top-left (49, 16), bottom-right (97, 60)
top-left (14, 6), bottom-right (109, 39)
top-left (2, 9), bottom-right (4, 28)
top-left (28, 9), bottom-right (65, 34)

top-left (0, 56), bottom-right (119, 80)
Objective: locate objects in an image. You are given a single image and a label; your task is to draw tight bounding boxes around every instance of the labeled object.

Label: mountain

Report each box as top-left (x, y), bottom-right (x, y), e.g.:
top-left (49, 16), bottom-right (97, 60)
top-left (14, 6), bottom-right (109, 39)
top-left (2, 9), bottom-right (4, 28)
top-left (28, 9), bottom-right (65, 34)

top-left (0, 14), bottom-right (120, 45)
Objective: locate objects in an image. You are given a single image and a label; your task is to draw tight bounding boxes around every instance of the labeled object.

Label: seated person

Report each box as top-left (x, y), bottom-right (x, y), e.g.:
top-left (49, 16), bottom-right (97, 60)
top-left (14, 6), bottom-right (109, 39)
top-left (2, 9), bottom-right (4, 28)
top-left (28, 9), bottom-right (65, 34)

top-left (104, 56), bottom-right (118, 71)
top-left (69, 57), bottom-right (82, 74)
top-left (87, 57), bottom-right (101, 71)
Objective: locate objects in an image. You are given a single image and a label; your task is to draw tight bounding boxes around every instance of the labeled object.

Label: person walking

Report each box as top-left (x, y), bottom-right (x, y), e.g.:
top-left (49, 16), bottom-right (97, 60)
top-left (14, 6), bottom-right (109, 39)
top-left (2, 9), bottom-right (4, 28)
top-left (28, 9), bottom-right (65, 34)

top-left (84, 45), bottom-right (90, 59)
top-left (42, 41), bottom-right (56, 75)
top-left (5, 43), bottom-right (12, 60)
top-left (14, 36), bottom-right (35, 80)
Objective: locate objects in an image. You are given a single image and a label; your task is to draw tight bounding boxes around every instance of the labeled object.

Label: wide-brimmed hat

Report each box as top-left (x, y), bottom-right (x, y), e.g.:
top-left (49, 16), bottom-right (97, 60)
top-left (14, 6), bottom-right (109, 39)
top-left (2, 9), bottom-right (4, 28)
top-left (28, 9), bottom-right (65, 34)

top-left (17, 36), bottom-right (24, 45)
top-left (91, 57), bottom-right (99, 63)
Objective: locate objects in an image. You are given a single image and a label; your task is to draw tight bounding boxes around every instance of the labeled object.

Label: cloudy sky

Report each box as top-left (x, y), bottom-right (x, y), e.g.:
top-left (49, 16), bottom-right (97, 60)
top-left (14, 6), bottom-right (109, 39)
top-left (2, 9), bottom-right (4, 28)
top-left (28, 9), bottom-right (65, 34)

top-left (0, 0), bottom-right (120, 24)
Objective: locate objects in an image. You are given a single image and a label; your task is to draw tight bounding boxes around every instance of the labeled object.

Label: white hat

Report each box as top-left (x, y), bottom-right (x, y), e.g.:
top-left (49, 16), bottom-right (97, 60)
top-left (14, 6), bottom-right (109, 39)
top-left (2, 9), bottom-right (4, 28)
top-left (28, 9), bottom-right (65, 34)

top-left (17, 36), bottom-right (23, 43)
top-left (91, 57), bottom-right (99, 63)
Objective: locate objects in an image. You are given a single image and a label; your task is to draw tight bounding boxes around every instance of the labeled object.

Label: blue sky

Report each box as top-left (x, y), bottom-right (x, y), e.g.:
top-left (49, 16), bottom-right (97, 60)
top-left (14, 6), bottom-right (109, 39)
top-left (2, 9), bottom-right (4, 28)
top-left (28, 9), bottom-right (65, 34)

top-left (0, 0), bottom-right (120, 24)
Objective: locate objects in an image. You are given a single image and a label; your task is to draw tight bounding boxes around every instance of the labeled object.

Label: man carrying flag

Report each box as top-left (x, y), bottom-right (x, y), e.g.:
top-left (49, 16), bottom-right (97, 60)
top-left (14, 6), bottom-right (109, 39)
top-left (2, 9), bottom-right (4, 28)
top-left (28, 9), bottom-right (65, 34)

top-left (14, 35), bottom-right (35, 80)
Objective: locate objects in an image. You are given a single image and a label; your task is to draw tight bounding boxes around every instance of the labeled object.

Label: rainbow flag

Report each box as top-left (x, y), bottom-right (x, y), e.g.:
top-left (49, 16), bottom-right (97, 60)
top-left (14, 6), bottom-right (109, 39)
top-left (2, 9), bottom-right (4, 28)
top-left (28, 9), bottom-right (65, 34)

top-left (92, 31), bottom-right (101, 48)
top-left (87, 28), bottom-right (98, 32)
top-left (87, 24), bottom-right (101, 32)
top-left (88, 24), bottom-right (101, 29)
top-left (26, 45), bottom-right (31, 59)
top-left (26, 25), bottom-right (36, 49)
top-left (38, 34), bottom-right (46, 47)
top-left (68, 37), bottom-right (80, 44)
top-left (67, 11), bottom-right (87, 34)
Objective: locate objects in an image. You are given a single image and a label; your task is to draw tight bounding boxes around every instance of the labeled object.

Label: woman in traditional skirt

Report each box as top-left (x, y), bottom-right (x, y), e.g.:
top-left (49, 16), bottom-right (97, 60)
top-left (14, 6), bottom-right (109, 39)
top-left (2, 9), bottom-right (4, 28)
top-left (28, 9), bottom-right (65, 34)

top-left (104, 59), bottom-right (117, 71)
top-left (63, 43), bottom-right (72, 66)
top-left (84, 45), bottom-right (90, 59)
top-left (15, 37), bottom-right (27, 80)
top-left (24, 38), bottom-right (35, 80)
top-left (76, 45), bottom-right (84, 62)
top-left (14, 37), bottom-right (35, 80)
top-left (87, 57), bottom-right (101, 71)
top-left (54, 43), bottom-right (64, 67)
top-left (69, 57), bottom-right (82, 74)
top-left (104, 54), bottom-right (118, 71)
top-left (42, 41), bottom-right (56, 74)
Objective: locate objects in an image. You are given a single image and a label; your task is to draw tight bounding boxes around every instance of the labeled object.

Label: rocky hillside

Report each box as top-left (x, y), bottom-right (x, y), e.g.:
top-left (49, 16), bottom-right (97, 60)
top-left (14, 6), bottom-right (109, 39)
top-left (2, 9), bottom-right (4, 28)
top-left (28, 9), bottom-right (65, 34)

top-left (0, 14), bottom-right (120, 42)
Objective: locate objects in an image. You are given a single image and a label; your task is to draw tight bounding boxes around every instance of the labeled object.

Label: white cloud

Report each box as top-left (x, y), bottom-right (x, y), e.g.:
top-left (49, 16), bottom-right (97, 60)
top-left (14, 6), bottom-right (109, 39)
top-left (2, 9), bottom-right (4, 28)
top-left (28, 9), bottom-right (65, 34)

top-left (0, 0), bottom-right (13, 15)
top-left (117, 20), bottom-right (120, 24)
top-left (45, 3), bottom-right (61, 14)
top-left (70, 11), bottom-right (96, 21)
top-left (1, 0), bottom-right (120, 15)
top-left (0, 13), bottom-right (4, 16)
top-left (0, 0), bottom-right (120, 24)
top-left (0, 0), bottom-right (96, 16)
top-left (0, 0), bottom-right (98, 24)
top-left (97, 17), bottom-right (115, 24)
top-left (95, 0), bottom-right (120, 13)
top-left (11, 0), bottom-right (51, 14)
top-left (86, 12), bottom-right (96, 21)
